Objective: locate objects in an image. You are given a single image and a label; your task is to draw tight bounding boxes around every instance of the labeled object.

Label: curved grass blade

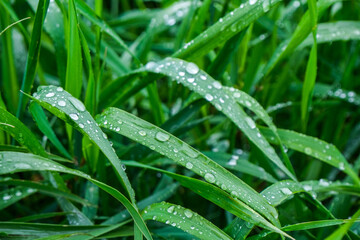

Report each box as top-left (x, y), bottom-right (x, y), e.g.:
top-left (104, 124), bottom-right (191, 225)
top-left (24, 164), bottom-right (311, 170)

top-left (312, 83), bottom-right (360, 106)
top-left (0, 152), bottom-right (152, 240)
top-left (260, 127), bottom-right (360, 185)
top-left (173, 0), bottom-right (282, 60)
top-left (299, 21), bottom-right (360, 48)
top-left (30, 85), bottom-right (135, 203)
top-left (11, 212), bottom-right (73, 222)
top-left (142, 202), bottom-right (232, 240)
top-left (0, 107), bottom-right (46, 156)
top-left (282, 219), bottom-right (360, 232)
top-left (103, 183), bottom-right (179, 225)
top-left (124, 161), bottom-right (293, 239)
top-left (204, 151), bottom-right (277, 183)
top-left (257, 0), bottom-right (340, 88)
top-left (0, 186), bottom-right (37, 210)
top-left (262, 180), bottom-right (360, 207)
top-left (16, 0), bottom-right (49, 119)
top-left (96, 107), bottom-right (279, 225)
top-left (74, 0), bottom-right (140, 66)
top-left (0, 221), bottom-right (124, 239)
top-left (136, 58), bottom-right (295, 180)
top-left (0, 179), bottom-right (91, 206)
top-left (325, 208), bottom-right (360, 240)
top-left (29, 102), bottom-right (72, 159)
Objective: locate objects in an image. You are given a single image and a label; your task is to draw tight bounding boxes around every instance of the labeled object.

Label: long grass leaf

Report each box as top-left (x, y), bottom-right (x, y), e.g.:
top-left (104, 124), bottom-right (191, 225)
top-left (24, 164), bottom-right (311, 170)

top-left (96, 107), bottom-right (279, 225)
top-left (142, 202), bottom-right (232, 240)
top-left (0, 152), bottom-right (152, 240)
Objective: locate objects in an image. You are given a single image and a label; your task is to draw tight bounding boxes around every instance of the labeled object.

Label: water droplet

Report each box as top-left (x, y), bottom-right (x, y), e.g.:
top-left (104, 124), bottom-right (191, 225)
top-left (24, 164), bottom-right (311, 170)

top-left (200, 75), bottom-right (207, 80)
top-left (212, 81), bottom-right (222, 89)
top-left (181, 145), bottom-right (199, 158)
top-left (245, 100), bottom-right (252, 107)
top-left (205, 94), bottom-right (214, 101)
top-left (233, 92), bottom-right (241, 98)
top-left (115, 127), bottom-right (120, 132)
top-left (145, 61), bottom-right (156, 69)
top-left (15, 191), bottom-right (22, 196)
top-left (304, 147), bottom-right (312, 154)
top-left (204, 173), bottom-right (215, 183)
top-left (70, 113), bottom-right (79, 120)
top-left (167, 206), bottom-right (175, 213)
top-left (231, 191), bottom-right (239, 198)
top-left (262, 0), bottom-right (270, 12)
top-left (46, 92), bottom-right (55, 97)
top-left (58, 100), bottom-right (66, 107)
top-left (187, 78), bottom-right (195, 83)
top-left (139, 130), bottom-right (147, 136)
top-left (339, 162), bottom-right (345, 171)
top-left (245, 117), bottom-right (256, 129)
top-left (303, 185), bottom-right (312, 191)
top-left (103, 133), bottom-right (108, 139)
top-left (179, 71), bottom-right (185, 76)
top-left (79, 123), bottom-right (84, 129)
top-left (185, 62), bottom-right (199, 75)
top-left (184, 209), bottom-right (193, 218)
top-left (155, 132), bottom-right (170, 142)
top-left (14, 163), bottom-right (31, 169)
top-left (3, 195), bottom-right (11, 201)
top-left (249, 0), bottom-right (257, 5)
top-left (280, 188), bottom-right (292, 195)
top-left (68, 97), bottom-right (86, 112)
top-left (185, 162), bottom-right (193, 169)
top-left (56, 87), bottom-right (63, 92)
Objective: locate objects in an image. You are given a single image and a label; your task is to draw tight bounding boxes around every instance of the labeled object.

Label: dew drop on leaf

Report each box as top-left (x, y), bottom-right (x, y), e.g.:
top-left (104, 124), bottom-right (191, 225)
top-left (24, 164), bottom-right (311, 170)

top-left (46, 92), bottom-right (55, 98)
top-left (185, 162), bottom-right (193, 169)
top-left (139, 130), bottom-right (147, 136)
top-left (185, 62), bottom-right (199, 75)
top-left (69, 113), bottom-right (79, 120)
top-left (245, 117), bottom-right (256, 129)
top-left (68, 97), bottom-right (86, 112)
top-left (155, 132), bottom-right (170, 142)
top-left (58, 100), bottom-right (66, 107)
top-left (204, 173), bottom-right (216, 183)
top-left (280, 188), bottom-right (292, 195)
top-left (184, 209), bottom-right (193, 218)
top-left (167, 205), bottom-right (175, 213)
top-left (205, 93), bottom-right (214, 101)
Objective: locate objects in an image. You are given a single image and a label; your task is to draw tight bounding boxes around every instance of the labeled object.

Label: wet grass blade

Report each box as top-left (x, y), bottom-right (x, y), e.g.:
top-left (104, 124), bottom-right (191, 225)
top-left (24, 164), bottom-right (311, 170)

top-left (0, 186), bottom-right (37, 210)
top-left (124, 161), bottom-right (293, 239)
top-left (16, 0), bottom-right (49, 119)
top-left (260, 127), bottom-right (360, 185)
top-left (0, 107), bottom-right (46, 156)
top-left (173, 0), bottom-right (281, 60)
top-left (30, 85), bottom-right (135, 203)
top-left (325, 208), bottom-right (360, 240)
top-left (0, 151), bottom-right (152, 240)
top-left (29, 102), bottom-right (72, 159)
top-left (0, 179), bottom-right (92, 206)
top-left (96, 107), bottom-right (279, 225)
top-left (136, 58), bottom-right (295, 180)
top-left (142, 202), bottom-right (232, 240)
top-left (282, 219), bottom-right (360, 231)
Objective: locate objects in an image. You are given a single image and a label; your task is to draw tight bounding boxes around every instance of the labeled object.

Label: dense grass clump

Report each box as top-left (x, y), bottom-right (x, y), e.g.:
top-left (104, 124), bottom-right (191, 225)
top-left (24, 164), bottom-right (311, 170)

top-left (0, 0), bottom-right (360, 239)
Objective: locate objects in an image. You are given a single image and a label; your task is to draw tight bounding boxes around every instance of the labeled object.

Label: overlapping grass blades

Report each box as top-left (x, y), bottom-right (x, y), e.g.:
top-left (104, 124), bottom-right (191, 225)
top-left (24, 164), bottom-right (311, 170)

top-left (96, 107), bottom-right (279, 225)
top-left (0, 152), bottom-right (152, 240)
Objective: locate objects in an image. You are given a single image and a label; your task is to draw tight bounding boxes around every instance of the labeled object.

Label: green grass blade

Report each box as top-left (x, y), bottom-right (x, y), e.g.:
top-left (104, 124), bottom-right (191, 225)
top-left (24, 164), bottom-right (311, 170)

top-left (11, 212), bottom-right (73, 222)
top-left (0, 7), bottom-right (19, 114)
top-left (96, 107), bottom-right (279, 225)
top-left (103, 183), bottom-right (179, 225)
top-left (260, 127), bottom-right (360, 185)
top-left (282, 219), bottom-right (360, 231)
top-left (0, 186), bottom-right (37, 210)
top-left (30, 85), bottom-right (136, 203)
top-left (0, 152), bottom-right (152, 240)
top-left (124, 161), bottom-right (293, 239)
top-left (0, 107), bottom-right (46, 156)
top-left (0, 179), bottom-right (91, 207)
top-left (29, 102), bottom-right (72, 159)
top-left (173, 0), bottom-right (281, 60)
top-left (142, 202), bottom-right (232, 240)
top-left (299, 21), bottom-right (360, 48)
top-left (16, 0), bottom-right (49, 119)
top-left (137, 58), bottom-right (295, 180)
top-left (301, 43), bottom-right (317, 132)
top-left (325, 208), bottom-right (360, 240)
top-left (74, 0), bottom-right (141, 66)
top-left (65, 0), bottom-right (82, 99)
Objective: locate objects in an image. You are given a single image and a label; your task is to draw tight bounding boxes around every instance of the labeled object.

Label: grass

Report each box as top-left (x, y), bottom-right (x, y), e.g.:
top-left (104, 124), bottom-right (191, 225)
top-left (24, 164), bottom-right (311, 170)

top-left (0, 0), bottom-right (360, 239)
